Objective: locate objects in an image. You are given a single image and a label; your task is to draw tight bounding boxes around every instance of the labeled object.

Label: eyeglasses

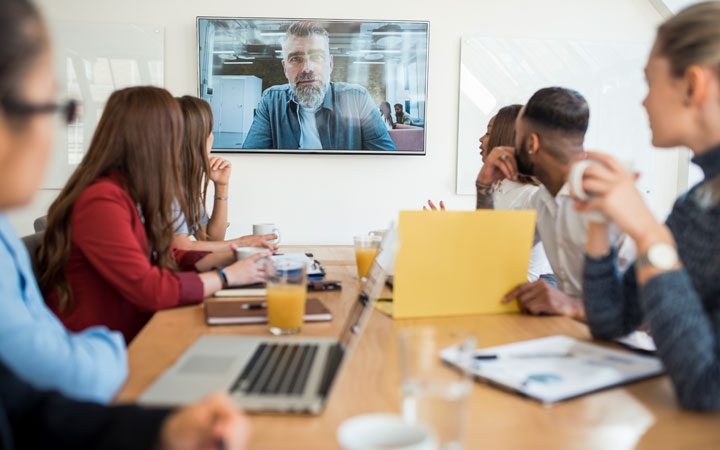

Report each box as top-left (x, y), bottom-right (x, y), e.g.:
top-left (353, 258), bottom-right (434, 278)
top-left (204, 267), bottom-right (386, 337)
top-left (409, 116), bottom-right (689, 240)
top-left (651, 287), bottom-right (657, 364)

top-left (0, 98), bottom-right (79, 125)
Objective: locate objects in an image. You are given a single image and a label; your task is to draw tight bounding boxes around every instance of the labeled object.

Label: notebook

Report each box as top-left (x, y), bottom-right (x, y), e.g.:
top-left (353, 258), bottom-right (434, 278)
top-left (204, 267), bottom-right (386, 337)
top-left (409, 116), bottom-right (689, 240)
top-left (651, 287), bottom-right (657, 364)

top-left (205, 298), bottom-right (332, 325)
top-left (393, 210), bottom-right (536, 318)
top-left (441, 335), bottom-right (664, 404)
top-left (214, 283), bottom-right (266, 298)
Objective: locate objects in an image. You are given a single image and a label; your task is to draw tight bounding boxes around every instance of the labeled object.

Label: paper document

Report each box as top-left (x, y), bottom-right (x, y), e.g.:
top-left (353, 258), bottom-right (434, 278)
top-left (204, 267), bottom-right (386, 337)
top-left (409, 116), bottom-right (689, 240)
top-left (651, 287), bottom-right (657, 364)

top-left (441, 335), bottom-right (664, 404)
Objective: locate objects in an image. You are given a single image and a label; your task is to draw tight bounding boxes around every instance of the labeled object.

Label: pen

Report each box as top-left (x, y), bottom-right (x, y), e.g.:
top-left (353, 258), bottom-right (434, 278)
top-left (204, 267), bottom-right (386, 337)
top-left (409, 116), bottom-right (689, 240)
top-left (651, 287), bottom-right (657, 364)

top-left (474, 352), bottom-right (573, 360)
top-left (308, 281), bottom-right (341, 291)
top-left (241, 302), bottom-right (267, 310)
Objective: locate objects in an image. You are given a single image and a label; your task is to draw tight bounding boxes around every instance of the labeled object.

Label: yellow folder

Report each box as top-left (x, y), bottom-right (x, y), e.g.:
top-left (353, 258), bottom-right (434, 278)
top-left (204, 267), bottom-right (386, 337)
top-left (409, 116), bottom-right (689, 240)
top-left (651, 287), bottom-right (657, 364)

top-left (393, 210), bottom-right (536, 318)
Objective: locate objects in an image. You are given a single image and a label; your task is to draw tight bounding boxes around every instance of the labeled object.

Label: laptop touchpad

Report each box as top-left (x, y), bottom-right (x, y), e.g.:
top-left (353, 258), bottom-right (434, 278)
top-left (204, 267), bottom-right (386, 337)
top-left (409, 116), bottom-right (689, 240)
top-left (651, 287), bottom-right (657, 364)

top-left (178, 355), bottom-right (236, 375)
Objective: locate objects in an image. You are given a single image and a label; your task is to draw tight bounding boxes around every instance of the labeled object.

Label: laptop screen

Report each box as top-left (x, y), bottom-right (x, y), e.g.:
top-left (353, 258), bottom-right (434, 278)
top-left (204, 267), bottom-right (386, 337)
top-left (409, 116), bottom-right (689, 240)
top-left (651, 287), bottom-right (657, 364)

top-left (337, 227), bottom-right (397, 348)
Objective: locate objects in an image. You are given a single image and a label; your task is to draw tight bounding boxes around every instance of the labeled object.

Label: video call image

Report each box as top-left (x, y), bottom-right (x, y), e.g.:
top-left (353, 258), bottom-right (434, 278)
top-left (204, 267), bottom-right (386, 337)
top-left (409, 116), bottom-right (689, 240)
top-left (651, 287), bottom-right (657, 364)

top-left (197, 18), bottom-right (429, 154)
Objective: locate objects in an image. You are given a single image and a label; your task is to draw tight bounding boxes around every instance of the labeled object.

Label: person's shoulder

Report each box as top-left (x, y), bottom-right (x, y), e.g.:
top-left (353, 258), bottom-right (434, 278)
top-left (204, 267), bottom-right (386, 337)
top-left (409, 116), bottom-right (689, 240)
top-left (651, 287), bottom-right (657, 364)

top-left (76, 174), bottom-right (132, 209)
top-left (262, 84), bottom-right (292, 97)
top-left (333, 82), bottom-right (371, 96)
top-left (530, 184), bottom-right (552, 206)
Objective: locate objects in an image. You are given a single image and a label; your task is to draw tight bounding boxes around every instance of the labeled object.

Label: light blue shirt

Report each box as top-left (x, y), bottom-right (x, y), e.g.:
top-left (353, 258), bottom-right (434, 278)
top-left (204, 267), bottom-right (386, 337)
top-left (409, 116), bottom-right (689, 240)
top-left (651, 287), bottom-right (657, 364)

top-left (0, 213), bottom-right (127, 403)
top-left (298, 105), bottom-right (323, 150)
top-left (172, 202), bottom-right (210, 236)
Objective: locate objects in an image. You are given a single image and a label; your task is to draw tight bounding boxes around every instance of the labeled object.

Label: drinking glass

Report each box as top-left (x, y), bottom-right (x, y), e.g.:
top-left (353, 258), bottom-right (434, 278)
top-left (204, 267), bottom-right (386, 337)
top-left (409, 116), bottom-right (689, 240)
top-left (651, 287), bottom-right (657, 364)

top-left (354, 235), bottom-right (382, 281)
top-left (398, 328), bottom-right (476, 450)
top-left (265, 259), bottom-right (307, 335)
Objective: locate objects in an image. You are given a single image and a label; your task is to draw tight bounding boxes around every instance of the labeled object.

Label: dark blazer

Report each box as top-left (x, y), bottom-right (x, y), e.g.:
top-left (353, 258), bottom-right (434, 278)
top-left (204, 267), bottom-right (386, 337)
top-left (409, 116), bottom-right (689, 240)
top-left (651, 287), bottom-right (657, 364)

top-left (0, 361), bottom-right (170, 450)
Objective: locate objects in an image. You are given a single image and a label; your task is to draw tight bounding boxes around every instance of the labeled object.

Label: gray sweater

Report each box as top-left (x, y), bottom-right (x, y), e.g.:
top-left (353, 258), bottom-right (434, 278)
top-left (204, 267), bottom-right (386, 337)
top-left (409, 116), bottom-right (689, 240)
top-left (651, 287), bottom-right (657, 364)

top-left (583, 144), bottom-right (720, 411)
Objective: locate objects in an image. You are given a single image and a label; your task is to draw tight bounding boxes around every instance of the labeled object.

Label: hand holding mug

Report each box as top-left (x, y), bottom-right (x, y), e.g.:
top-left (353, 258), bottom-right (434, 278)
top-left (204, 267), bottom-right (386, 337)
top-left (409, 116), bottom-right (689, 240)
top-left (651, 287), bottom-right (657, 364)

top-left (570, 152), bottom-right (655, 240)
top-left (223, 252), bottom-right (268, 287)
top-left (476, 146), bottom-right (518, 185)
top-left (253, 224), bottom-right (281, 245)
top-left (235, 234), bottom-right (279, 252)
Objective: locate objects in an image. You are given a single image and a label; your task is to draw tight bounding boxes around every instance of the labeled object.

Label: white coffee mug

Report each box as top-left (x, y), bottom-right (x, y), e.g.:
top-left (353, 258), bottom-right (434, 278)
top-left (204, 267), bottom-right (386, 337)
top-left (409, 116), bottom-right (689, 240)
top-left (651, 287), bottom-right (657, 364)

top-left (569, 158), bottom-right (636, 224)
top-left (235, 246), bottom-right (268, 261)
top-left (253, 223), bottom-right (281, 245)
top-left (337, 414), bottom-right (437, 450)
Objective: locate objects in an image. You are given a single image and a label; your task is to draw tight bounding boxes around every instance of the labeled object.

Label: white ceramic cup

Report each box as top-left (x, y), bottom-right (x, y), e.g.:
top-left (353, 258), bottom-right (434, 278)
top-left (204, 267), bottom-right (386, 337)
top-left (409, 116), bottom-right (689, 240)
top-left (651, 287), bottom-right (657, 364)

top-left (253, 223), bottom-right (281, 245)
top-left (569, 158), bottom-right (635, 224)
top-left (235, 246), bottom-right (269, 262)
top-left (337, 414), bottom-right (437, 450)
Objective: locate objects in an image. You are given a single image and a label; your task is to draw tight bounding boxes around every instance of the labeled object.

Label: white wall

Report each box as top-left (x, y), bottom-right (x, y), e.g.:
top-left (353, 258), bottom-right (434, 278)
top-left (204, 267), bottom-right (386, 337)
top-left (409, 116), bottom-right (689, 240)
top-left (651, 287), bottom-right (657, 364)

top-left (8, 0), bottom-right (665, 243)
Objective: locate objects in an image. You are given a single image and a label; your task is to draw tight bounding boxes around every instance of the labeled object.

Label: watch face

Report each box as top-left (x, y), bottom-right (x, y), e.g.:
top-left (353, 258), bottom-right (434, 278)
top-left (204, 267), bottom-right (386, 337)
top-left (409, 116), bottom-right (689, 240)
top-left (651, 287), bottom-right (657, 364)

top-left (648, 243), bottom-right (678, 270)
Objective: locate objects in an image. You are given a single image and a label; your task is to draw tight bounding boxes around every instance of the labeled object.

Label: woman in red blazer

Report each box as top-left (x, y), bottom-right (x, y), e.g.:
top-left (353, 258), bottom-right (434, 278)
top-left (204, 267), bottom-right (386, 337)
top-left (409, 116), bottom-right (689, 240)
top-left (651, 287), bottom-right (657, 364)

top-left (37, 86), bottom-right (265, 343)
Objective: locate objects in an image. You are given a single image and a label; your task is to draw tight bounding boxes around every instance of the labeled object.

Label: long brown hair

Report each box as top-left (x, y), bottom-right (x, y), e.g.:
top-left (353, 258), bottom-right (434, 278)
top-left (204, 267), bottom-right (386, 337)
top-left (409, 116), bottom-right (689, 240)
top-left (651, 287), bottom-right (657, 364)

top-left (487, 104), bottom-right (538, 186)
top-left (176, 96), bottom-right (213, 239)
top-left (38, 86), bottom-right (186, 314)
top-left (379, 101), bottom-right (393, 126)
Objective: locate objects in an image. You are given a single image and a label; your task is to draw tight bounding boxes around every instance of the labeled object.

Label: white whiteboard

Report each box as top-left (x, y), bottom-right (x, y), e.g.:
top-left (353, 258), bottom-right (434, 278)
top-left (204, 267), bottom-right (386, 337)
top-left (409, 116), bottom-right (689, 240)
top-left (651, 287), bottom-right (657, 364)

top-left (44, 22), bottom-right (164, 188)
top-left (456, 37), bottom-right (681, 220)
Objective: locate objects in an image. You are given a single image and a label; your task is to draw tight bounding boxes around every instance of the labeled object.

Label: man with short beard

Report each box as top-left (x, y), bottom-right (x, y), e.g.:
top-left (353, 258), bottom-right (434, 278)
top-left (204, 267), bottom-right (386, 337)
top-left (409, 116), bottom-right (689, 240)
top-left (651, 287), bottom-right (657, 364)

top-left (475, 87), bottom-right (635, 320)
top-left (394, 103), bottom-right (412, 125)
top-left (243, 21), bottom-right (396, 151)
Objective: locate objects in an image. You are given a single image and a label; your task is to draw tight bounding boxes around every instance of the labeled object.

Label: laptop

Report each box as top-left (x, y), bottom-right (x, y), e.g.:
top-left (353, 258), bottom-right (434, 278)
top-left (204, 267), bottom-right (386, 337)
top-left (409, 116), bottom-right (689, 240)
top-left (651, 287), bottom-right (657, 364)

top-left (139, 227), bottom-right (397, 414)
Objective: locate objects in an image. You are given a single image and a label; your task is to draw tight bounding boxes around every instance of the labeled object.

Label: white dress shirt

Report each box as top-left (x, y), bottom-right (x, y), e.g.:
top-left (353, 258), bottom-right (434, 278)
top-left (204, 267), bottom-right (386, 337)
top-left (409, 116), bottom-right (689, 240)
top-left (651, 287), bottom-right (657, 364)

top-left (530, 183), bottom-right (635, 297)
top-left (494, 179), bottom-right (554, 282)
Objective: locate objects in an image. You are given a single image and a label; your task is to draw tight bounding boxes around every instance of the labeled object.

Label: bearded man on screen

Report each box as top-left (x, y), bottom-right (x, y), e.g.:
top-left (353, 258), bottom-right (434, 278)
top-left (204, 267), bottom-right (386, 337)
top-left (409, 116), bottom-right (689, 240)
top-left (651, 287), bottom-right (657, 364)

top-left (243, 21), bottom-right (396, 151)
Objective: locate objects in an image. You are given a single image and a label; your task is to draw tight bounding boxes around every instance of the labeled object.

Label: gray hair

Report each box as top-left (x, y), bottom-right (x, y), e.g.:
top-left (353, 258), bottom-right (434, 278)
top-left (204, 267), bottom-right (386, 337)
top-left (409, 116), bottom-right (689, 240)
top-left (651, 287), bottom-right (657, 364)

top-left (281, 21), bottom-right (330, 59)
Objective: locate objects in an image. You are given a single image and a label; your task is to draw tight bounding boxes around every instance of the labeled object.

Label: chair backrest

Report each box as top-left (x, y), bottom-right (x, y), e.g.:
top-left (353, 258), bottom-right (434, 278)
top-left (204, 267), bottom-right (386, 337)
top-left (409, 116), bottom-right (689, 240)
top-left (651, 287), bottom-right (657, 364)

top-left (21, 231), bottom-right (44, 282)
top-left (33, 216), bottom-right (48, 233)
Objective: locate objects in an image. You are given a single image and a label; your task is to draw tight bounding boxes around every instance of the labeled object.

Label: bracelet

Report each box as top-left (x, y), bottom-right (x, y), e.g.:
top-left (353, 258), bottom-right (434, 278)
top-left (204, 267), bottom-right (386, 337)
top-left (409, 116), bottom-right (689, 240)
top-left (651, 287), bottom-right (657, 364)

top-left (215, 196), bottom-right (229, 201)
top-left (218, 268), bottom-right (229, 288)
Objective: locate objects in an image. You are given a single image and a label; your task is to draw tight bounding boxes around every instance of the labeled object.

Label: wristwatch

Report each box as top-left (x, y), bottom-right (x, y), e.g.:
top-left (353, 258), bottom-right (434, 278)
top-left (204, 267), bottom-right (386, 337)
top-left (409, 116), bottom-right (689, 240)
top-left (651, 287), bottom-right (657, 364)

top-left (636, 242), bottom-right (679, 270)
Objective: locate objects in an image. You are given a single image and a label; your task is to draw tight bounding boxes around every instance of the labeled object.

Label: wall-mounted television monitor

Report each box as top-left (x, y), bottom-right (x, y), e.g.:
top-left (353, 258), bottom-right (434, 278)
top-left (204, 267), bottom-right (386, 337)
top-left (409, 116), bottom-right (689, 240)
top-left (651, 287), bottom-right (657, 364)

top-left (197, 17), bottom-right (429, 155)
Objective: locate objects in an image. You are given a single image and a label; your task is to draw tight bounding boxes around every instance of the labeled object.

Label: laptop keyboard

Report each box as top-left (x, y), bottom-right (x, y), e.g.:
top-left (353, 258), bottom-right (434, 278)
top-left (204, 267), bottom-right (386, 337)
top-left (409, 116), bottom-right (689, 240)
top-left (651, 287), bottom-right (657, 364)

top-left (230, 343), bottom-right (318, 396)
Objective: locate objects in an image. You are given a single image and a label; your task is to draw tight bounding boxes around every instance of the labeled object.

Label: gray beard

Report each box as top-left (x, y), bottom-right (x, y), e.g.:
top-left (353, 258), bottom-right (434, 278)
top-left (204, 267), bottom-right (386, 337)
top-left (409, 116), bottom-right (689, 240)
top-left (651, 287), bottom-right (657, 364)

top-left (293, 81), bottom-right (328, 109)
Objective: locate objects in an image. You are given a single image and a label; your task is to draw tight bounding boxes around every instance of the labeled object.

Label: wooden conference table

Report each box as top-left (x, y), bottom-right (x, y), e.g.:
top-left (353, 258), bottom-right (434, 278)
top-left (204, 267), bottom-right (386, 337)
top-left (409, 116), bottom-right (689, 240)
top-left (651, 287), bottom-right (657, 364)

top-left (116, 246), bottom-right (720, 450)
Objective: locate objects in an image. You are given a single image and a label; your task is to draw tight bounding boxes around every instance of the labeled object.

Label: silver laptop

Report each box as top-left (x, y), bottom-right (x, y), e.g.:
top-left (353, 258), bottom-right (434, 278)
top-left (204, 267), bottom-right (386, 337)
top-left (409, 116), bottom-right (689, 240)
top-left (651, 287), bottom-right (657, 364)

top-left (139, 228), bottom-right (397, 414)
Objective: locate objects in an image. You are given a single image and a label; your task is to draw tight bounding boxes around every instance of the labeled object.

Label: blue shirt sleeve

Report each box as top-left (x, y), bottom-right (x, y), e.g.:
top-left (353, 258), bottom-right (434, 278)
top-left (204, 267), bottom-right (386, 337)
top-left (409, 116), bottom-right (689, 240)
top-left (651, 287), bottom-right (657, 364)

top-left (242, 92), bottom-right (274, 149)
top-left (358, 91), bottom-right (397, 151)
top-left (0, 215), bottom-right (128, 403)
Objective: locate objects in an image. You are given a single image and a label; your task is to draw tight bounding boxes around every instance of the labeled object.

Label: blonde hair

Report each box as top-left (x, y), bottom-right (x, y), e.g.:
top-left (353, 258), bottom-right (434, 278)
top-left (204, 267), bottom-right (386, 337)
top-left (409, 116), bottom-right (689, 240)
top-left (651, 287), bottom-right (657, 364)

top-left (656, 1), bottom-right (720, 78)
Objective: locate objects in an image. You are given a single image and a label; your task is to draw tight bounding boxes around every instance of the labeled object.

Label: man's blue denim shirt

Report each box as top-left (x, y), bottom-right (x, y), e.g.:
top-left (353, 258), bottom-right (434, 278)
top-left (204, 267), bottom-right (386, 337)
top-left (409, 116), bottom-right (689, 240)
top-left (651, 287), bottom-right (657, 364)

top-left (242, 82), bottom-right (397, 151)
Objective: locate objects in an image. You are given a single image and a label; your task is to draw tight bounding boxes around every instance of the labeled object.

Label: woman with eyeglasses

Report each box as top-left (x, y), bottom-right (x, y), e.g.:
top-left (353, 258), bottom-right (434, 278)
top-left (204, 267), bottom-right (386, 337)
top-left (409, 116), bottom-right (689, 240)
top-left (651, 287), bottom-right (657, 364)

top-left (0, 1), bottom-right (249, 449)
top-left (0, 0), bottom-right (127, 403)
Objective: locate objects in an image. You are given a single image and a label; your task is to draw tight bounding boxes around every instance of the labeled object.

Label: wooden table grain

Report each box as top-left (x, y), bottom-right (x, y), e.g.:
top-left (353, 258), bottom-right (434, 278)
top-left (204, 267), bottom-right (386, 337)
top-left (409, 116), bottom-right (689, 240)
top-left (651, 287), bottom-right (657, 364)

top-left (115, 246), bottom-right (720, 450)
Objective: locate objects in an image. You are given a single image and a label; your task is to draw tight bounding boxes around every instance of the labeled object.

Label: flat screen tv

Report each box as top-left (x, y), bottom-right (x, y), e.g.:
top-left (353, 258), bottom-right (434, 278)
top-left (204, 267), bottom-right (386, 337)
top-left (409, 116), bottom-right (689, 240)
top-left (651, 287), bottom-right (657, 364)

top-left (197, 17), bottom-right (429, 155)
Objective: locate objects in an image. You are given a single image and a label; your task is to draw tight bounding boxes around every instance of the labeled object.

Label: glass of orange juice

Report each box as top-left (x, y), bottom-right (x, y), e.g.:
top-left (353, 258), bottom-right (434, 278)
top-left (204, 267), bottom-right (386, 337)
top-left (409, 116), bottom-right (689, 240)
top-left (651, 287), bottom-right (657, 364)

top-left (354, 235), bottom-right (382, 282)
top-left (265, 259), bottom-right (307, 335)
